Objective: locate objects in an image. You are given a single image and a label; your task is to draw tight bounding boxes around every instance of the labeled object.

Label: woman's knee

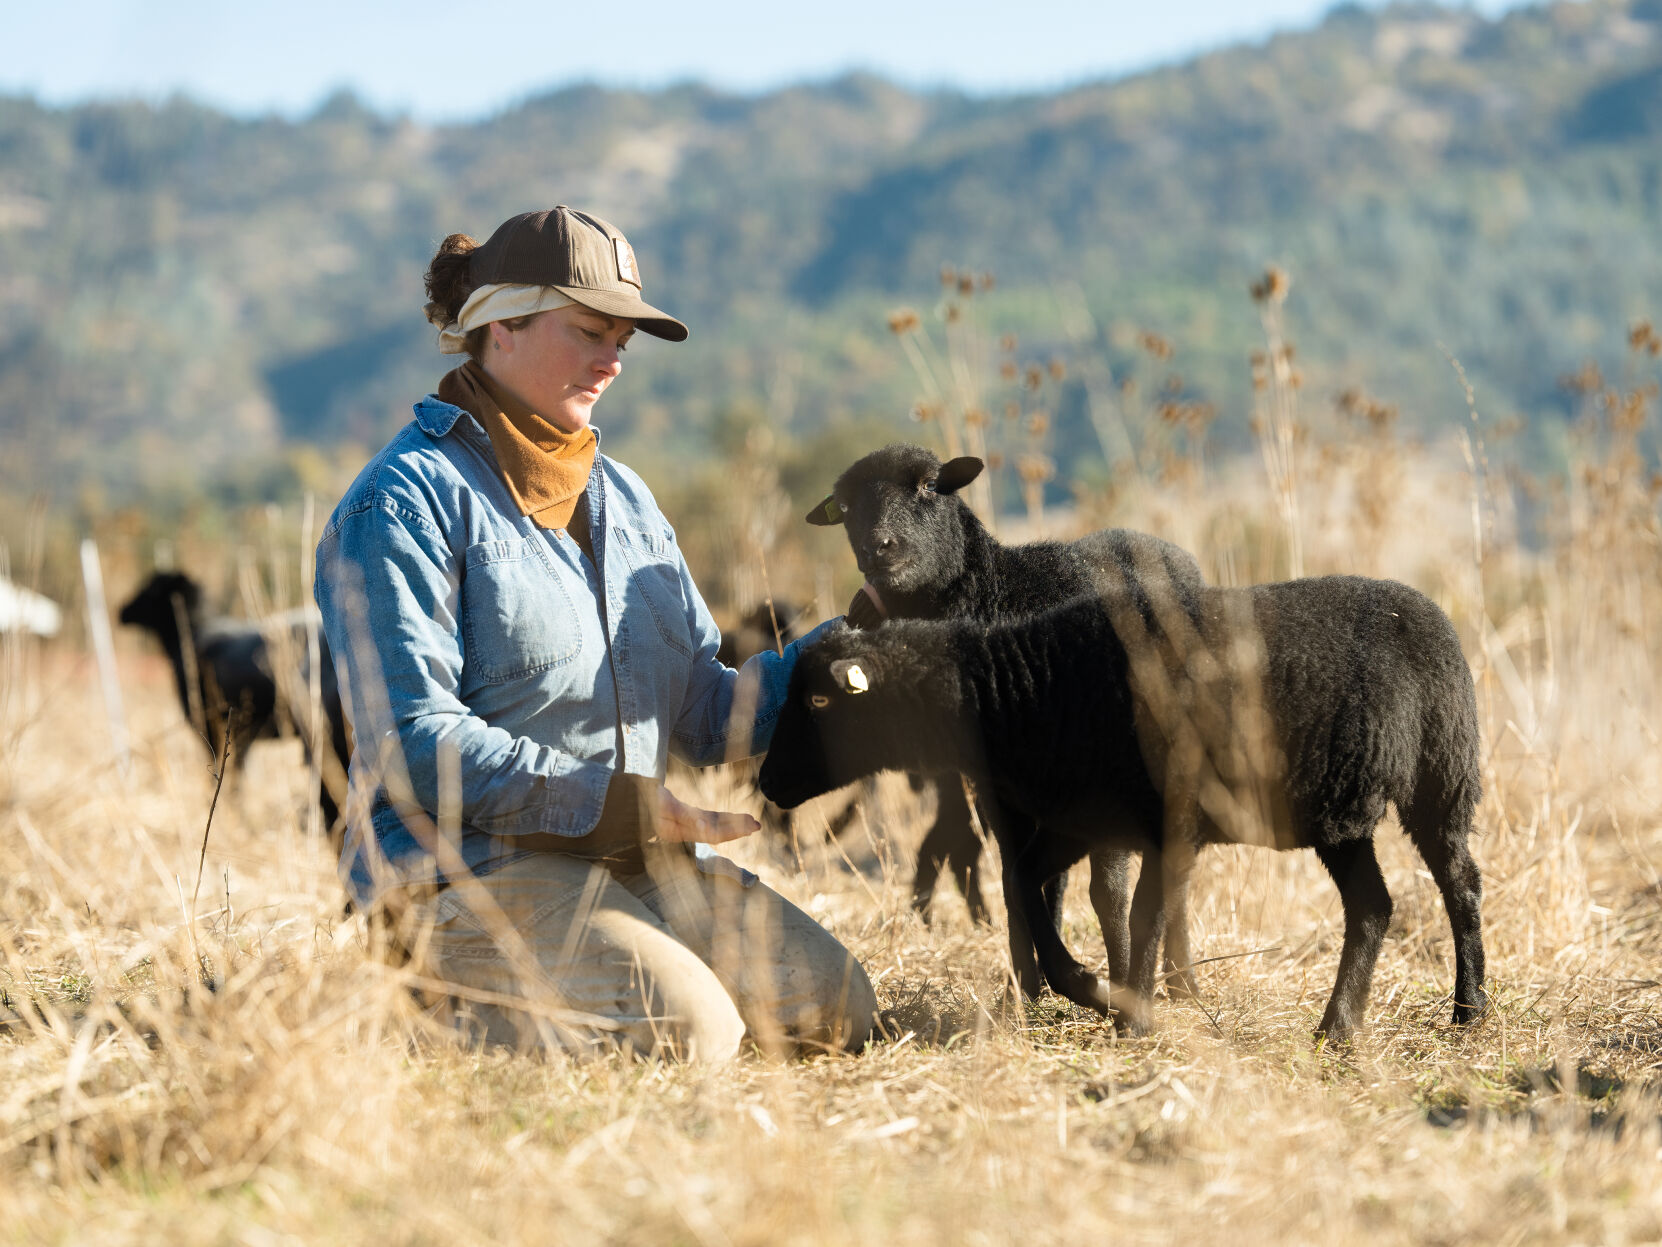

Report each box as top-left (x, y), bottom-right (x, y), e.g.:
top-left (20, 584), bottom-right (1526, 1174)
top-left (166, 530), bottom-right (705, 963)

top-left (774, 924), bottom-right (879, 1053)
top-left (819, 950), bottom-right (879, 1052)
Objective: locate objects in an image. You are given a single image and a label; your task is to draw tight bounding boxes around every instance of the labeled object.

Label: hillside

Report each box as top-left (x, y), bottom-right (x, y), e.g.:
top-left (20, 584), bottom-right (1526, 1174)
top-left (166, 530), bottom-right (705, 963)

top-left (2, 0), bottom-right (1659, 511)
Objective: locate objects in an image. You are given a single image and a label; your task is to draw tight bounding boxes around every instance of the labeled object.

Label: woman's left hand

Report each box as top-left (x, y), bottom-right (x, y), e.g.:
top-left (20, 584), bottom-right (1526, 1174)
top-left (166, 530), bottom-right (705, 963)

top-left (654, 786), bottom-right (759, 845)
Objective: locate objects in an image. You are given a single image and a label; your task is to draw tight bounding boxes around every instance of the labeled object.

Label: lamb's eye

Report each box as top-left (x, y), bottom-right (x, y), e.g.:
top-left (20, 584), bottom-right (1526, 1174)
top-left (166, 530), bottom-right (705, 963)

top-left (809, 694), bottom-right (831, 709)
top-left (922, 479), bottom-right (938, 494)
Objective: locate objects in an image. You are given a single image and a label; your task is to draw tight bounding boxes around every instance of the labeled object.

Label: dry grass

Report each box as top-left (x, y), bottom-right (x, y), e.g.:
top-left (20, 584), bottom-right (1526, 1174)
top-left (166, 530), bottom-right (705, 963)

top-left (3, 328), bottom-right (1661, 1244)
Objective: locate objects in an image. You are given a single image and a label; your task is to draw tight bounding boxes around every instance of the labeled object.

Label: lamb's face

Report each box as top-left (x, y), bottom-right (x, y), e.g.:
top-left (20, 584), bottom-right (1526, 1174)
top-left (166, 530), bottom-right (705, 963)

top-left (808, 445), bottom-right (984, 596)
top-left (760, 632), bottom-right (921, 809)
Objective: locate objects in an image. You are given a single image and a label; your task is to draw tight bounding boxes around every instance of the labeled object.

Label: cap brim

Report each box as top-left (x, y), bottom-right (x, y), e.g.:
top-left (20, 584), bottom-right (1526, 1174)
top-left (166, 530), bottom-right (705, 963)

top-left (556, 285), bottom-right (689, 342)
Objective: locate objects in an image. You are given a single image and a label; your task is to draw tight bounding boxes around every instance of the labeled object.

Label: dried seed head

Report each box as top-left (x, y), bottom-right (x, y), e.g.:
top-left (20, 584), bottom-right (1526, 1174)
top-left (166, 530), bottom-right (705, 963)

top-left (987, 450), bottom-right (1006, 470)
top-left (1250, 265), bottom-right (1290, 304)
top-left (1561, 361), bottom-right (1604, 395)
top-left (965, 407), bottom-right (989, 428)
top-left (1336, 387), bottom-right (1398, 431)
top-left (958, 274), bottom-right (976, 296)
top-left (1023, 364), bottom-right (1044, 391)
top-left (1016, 453), bottom-right (1055, 483)
top-left (1000, 334), bottom-right (1018, 353)
top-left (1025, 412), bottom-right (1050, 437)
top-left (945, 303), bottom-right (962, 323)
top-left (1139, 331), bottom-right (1173, 361)
top-left (886, 308), bottom-right (921, 335)
top-left (1000, 361), bottom-right (1018, 382)
top-left (1047, 357), bottom-right (1066, 382)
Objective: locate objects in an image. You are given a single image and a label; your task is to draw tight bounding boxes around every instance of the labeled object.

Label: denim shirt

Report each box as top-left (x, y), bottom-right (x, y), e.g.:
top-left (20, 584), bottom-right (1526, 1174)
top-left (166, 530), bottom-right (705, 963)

top-left (313, 394), bottom-right (831, 908)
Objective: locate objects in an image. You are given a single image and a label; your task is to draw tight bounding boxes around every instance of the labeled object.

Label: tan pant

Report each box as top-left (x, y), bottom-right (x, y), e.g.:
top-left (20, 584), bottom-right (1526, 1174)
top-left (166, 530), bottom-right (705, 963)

top-left (405, 849), bottom-right (878, 1062)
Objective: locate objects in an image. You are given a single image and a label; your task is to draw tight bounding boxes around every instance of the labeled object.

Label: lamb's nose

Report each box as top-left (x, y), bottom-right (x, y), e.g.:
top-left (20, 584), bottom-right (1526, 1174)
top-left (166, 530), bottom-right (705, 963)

top-left (873, 536), bottom-right (896, 556)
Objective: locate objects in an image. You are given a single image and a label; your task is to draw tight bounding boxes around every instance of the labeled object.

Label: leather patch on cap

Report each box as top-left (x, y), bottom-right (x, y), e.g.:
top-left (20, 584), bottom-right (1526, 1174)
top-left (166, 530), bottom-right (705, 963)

top-left (615, 237), bottom-right (641, 287)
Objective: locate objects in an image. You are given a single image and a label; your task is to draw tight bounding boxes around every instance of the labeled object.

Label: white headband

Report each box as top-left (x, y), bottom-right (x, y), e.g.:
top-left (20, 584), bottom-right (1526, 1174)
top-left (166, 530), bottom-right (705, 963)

top-left (435, 283), bottom-right (576, 354)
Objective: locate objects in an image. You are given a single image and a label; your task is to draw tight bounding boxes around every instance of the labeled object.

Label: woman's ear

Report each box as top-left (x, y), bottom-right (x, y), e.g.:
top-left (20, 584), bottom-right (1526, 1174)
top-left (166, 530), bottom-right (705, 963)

top-left (488, 320), bottom-right (516, 354)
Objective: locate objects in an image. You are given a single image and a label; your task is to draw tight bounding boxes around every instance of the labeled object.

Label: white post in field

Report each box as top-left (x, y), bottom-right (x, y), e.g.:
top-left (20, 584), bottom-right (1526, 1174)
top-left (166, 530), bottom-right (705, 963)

top-left (80, 537), bottom-right (130, 778)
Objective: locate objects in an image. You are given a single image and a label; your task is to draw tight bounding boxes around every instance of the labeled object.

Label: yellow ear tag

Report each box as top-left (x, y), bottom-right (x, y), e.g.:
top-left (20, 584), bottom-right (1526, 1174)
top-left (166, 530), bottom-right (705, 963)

top-left (824, 499), bottom-right (841, 523)
top-left (844, 664), bottom-right (869, 694)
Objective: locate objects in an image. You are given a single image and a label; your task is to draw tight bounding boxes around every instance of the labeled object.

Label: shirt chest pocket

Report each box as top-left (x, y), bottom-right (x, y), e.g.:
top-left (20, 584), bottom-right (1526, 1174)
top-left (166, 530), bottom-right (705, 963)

top-left (614, 526), bottom-right (694, 660)
top-left (460, 537), bottom-right (583, 683)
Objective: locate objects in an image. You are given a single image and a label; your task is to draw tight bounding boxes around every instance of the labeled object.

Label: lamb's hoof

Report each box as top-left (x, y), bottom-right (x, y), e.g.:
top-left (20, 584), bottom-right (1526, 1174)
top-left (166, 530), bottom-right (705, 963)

top-left (1451, 990), bottom-right (1488, 1026)
top-left (1314, 1018), bottom-right (1357, 1047)
top-left (1107, 989), bottom-right (1153, 1038)
top-left (1109, 1010), bottom-right (1152, 1039)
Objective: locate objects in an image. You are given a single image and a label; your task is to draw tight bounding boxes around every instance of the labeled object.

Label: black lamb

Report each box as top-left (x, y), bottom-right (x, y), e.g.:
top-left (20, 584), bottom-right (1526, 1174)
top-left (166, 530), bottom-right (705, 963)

top-left (119, 571), bottom-right (350, 837)
top-left (807, 442), bottom-right (1206, 989)
top-left (708, 600), bottom-right (859, 865)
top-left (759, 576), bottom-right (1487, 1042)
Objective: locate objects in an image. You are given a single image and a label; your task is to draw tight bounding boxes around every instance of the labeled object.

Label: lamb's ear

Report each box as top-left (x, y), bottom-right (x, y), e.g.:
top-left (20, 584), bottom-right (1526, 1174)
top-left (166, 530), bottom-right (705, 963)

top-left (936, 456), bottom-right (984, 496)
top-left (806, 494), bottom-right (844, 526)
top-left (828, 659), bottom-right (870, 694)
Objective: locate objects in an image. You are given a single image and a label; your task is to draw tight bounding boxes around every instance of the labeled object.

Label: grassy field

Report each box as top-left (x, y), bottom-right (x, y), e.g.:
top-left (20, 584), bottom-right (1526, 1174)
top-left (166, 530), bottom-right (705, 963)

top-left (3, 324), bottom-right (1660, 1245)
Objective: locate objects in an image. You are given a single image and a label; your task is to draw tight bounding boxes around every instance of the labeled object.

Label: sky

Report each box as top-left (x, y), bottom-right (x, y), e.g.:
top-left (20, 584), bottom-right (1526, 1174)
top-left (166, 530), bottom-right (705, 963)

top-left (8, 0), bottom-right (1540, 122)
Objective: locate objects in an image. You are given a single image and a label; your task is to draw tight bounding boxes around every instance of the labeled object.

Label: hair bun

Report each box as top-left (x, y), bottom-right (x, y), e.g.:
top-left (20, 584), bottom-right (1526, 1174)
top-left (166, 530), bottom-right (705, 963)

top-left (423, 233), bottom-right (482, 327)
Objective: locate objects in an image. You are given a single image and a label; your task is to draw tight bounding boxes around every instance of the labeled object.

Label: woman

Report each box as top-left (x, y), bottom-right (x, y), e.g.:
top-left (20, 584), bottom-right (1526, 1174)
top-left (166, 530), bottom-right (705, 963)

top-left (314, 206), bottom-right (877, 1061)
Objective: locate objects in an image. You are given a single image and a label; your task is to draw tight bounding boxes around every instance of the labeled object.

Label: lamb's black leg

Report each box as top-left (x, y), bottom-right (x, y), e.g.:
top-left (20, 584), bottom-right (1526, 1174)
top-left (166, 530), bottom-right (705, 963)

top-left (1160, 836), bottom-right (1199, 999)
top-left (1041, 872), bottom-right (1065, 937)
top-left (946, 783), bottom-right (994, 924)
top-left (910, 778), bottom-right (992, 923)
top-left (1405, 815), bottom-right (1488, 1025)
top-left (1313, 838), bottom-right (1393, 1043)
top-left (316, 763), bottom-right (341, 832)
top-left (1087, 848), bottom-right (1133, 987)
top-left (996, 818), bottom-right (1044, 999)
top-left (1012, 849), bottom-right (1113, 1017)
top-left (1118, 845), bottom-right (1169, 1036)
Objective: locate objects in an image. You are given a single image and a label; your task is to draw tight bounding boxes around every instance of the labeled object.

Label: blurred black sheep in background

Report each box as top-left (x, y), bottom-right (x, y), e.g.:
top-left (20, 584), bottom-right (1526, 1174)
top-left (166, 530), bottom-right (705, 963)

top-left (119, 571), bottom-right (350, 839)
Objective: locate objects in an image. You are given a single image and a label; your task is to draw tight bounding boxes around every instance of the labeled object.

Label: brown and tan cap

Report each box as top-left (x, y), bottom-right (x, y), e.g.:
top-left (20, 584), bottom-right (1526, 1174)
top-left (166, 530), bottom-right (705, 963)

top-left (469, 206), bottom-right (687, 342)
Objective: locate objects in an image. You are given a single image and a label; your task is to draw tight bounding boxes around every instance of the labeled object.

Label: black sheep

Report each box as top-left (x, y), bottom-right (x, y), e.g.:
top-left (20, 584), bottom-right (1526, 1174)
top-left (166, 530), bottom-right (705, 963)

top-left (119, 571), bottom-right (350, 837)
top-left (807, 442), bottom-right (1206, 987)
top-left (760, 576), bottom-right (1488, 1042)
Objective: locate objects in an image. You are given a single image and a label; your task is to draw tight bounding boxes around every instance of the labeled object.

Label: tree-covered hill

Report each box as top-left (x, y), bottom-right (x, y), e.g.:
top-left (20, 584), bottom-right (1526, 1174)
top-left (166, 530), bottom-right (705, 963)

top-left (2, 0), bottom-right (1659, 509)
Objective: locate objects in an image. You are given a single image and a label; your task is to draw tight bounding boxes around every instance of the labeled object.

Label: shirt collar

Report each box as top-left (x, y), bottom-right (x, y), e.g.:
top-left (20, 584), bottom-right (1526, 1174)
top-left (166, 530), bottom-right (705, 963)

top-left (414, 394), bottom-right (605, 448)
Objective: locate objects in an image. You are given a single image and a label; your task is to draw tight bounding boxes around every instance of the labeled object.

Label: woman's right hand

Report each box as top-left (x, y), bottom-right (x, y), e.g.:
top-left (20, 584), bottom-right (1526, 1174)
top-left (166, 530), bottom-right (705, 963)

top-left (653, 786), bottom-right (759, 845)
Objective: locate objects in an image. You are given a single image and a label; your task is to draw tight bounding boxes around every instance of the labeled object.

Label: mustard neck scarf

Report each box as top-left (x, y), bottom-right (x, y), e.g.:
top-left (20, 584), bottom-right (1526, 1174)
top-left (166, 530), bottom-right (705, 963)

top-left (437, 360), bottom-right (597, 531)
